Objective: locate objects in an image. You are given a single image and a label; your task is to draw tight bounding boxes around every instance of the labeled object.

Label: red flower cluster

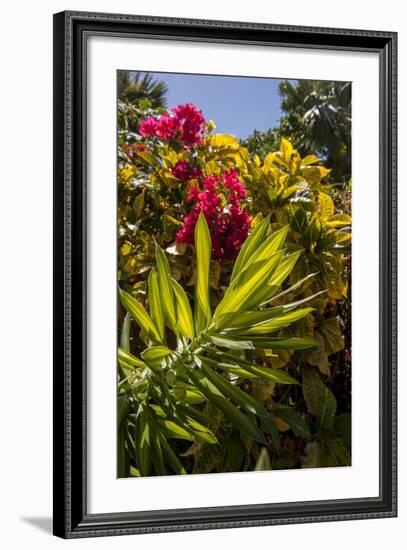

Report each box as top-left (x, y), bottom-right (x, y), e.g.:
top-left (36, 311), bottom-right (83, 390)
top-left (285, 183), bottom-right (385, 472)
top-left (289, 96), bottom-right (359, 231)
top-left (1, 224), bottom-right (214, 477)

top-left (171, 160), bottom-right (202, 182)
top-left (138, 103), bottom-right (206, 147)
top-left (176, 169), bottom-right (250, 260)
top-left (123, 143), bottom-right (148, 159)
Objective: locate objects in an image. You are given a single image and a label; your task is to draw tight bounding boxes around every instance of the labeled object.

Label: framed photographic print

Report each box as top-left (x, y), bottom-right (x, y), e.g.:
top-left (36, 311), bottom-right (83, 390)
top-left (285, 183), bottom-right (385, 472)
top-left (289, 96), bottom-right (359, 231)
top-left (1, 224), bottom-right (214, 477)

top-left (53, 11), bottom-right (397, 538)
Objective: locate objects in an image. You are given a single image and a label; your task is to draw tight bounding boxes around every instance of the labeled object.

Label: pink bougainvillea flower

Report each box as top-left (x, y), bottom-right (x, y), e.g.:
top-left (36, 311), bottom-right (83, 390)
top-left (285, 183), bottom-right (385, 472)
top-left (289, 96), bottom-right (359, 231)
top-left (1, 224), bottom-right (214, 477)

top-left (171, 161), bottom-right (202, 182)
top-left (138, 103), bottom-right (206, 147)
top-left (138, 116), bottom-right (158, 137)
top-left (172, 103), bottom-right (206, 147)
top-left (176, 169), bottom-right (250, 260)
top-left (156, 113), bottom-right (179, 139)
top-left (224, 168), bottom-right (248, 200)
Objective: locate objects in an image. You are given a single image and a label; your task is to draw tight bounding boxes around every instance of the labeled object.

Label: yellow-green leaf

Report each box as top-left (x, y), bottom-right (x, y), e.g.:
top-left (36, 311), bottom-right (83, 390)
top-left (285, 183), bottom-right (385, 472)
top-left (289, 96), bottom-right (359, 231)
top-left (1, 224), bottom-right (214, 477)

top-left (148, 270), bottom-right (165, 341)
top-left (141, 345), bottom-right (172, 366)
top-left (194, 213), bottom-right (212, 331)
top-left (118, 348), bottom-right (147, 370)
top-left (214, 250), bottom-right (285, 325)
top-left (230, 215), bottom-right (270, 282)
top-left (237, 307), bottom-right (315, 335)
top-left (318, 192), bottom-right (335, 220)
top-left (119, 288), bottom-right (162, 344)
top-left (155, 244), bottom-right (177, 329)
top-left (171, 277), bottom-right (194, 339)
top-left (208, 133), bottom-right (239, 149)
top-left (280, 137), bottom-right (294, 163)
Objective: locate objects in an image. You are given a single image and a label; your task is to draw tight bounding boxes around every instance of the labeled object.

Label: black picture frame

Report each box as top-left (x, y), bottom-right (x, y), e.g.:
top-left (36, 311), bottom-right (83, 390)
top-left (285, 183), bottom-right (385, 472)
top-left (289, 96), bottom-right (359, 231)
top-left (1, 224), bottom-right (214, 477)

top-left (53, 10), bottom-right (397, 538)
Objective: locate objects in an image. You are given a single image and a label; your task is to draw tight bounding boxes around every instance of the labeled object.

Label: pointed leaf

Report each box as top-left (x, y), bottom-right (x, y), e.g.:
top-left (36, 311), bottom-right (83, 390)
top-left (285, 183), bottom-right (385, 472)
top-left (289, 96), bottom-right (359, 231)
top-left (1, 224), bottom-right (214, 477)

top-left (194, 213), bottom-right (212, 331)
top-left (141, 345), bottom-right (173, 366)
top-left (120, 312), bottom-right (131, 351)
top-left (233, 336), bottom-right (318, 350)
top-left (201, 362), bottom-right (265, 417)
top-left (171, 277), bottom-right (194, 339)
top-left (119, 288), bottom-right (162, 344)
top-left (302, 367), bottom-right (337, 430)
top-left (271, 404), bottom-right (311, 437)
top-left (135, 404), bottom-right (150, 476)
top-left (214, 250), bottom-right (284, 325)
top-left (223, 307), bottom-right (314, 334)
top-left (203, 334), bottom-right (254, 350)
top-left (158, 433), bottom-right (187, 474)
top-left (118, 348), bottom-right (147, 370)
top-left (155, 244), bottom-right (177, 329)
top-left (188, 368), bottom-right (267, 444)
top-left (204, 350), bottom-right (299, 385)
top-left (230, 215), bottom-right (270, 282)
top-left (148, 270), bottom-right (165, 341)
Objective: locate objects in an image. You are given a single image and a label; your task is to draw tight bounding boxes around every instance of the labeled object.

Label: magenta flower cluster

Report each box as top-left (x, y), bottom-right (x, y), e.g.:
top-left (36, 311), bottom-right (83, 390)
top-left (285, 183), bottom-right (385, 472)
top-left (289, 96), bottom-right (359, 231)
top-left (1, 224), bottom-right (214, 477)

top-left (175, 168), bottom-right (250, 261)
top-left (139, 103), bottom-right (206, 147)
top-left (171, 160), bottom-right (202, 182)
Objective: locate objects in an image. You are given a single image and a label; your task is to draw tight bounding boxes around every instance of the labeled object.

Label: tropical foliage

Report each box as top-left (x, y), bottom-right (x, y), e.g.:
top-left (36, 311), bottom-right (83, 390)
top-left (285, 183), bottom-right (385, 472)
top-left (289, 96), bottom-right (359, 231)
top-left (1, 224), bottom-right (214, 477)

top-left (243, 80), bottom-right (352, 183)
top-left (117, 74), bottom-right (351, 476)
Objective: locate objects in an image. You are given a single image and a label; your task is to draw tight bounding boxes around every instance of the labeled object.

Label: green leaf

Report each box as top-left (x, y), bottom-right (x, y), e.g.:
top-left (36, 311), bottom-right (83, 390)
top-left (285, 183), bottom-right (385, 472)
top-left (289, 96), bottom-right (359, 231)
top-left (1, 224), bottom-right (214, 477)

top-left (224, 432), bottom-right (246, 472)
top-left (141, 345), bottom-right (173, 366)
top-left (236, 336), bottom-right (318, 350)
top-left (245, 225), bottom-right (288, 268)
top-left (194, 213), bottom-right (212, 331)
top-left (261, 289), bottom-right (325, 312)
top-left (263, 272), bottom-right (318, 305)
top-left (247, 365), bottom-right (299, 384)
top-left (204, 350), bottom-right (299, 385)
top-left (201, 362), bottom-right (265, 417)
top-left (119, 288), bottom-right (162, 344)
top-left (188, 368), bottom-right (267, 444)
top-left (302, 367), bottom-right (337, 430)
top-left (321, 436), bottom-right (351, 466)
top-left (118, 395), bottom-right (128, 428)
top-left (148, 270), bottom-right (165, 341)
top-left (230, 215), bottom-right (270, 282)
top-left (157, 419), bottom-right (195, 441)
top-left (155, 244), bottom-right (177, 330)
top-left (241, 249), bottom-right (303, 312)
top-left (227, 307), bottom-right (315, 335)
top-left (185, 417), bottom-right (218, 444)
top-left (171, 277), bottom-right (194, 339)
top-left (117, 425), bottom-right (130, 478)
top-left (266, 250), bottom-right (303, 293)
top-left (118, 348), bottom-right (147, 370)
top-left (214, 250), bottom-right (284, 325)
top-left (148, 411), bottom-right (166, 475)
top-left (135, 404), bottom-right (150, 476)
top-left (158, 433), bottom-right (187, 474)
top-left (120, 312), bottom-right (131, 351)
top-left (178, 403), bottom-right (217, 426)
top-left (271, 404), bottom-right (311, 437)
top-left (203, 334), bottom-right (255, 350)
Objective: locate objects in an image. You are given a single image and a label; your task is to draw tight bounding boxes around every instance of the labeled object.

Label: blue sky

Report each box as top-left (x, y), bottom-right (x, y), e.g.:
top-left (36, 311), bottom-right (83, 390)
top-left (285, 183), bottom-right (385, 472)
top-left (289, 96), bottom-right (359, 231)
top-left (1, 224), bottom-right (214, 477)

top-left (132, 71), bottom-right (290, 140)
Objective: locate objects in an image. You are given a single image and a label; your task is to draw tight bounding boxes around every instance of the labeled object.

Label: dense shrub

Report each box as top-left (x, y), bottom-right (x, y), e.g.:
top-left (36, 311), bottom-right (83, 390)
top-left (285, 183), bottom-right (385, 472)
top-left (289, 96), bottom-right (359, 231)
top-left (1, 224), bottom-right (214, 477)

top-left (117, 98), bottom-right (351, 476)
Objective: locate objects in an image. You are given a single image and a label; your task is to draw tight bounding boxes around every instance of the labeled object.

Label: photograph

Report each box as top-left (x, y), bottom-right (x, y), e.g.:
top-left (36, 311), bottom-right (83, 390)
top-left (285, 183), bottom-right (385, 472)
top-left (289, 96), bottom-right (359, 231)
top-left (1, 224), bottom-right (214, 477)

top-left (116, 70), bottom-right (352, 477)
